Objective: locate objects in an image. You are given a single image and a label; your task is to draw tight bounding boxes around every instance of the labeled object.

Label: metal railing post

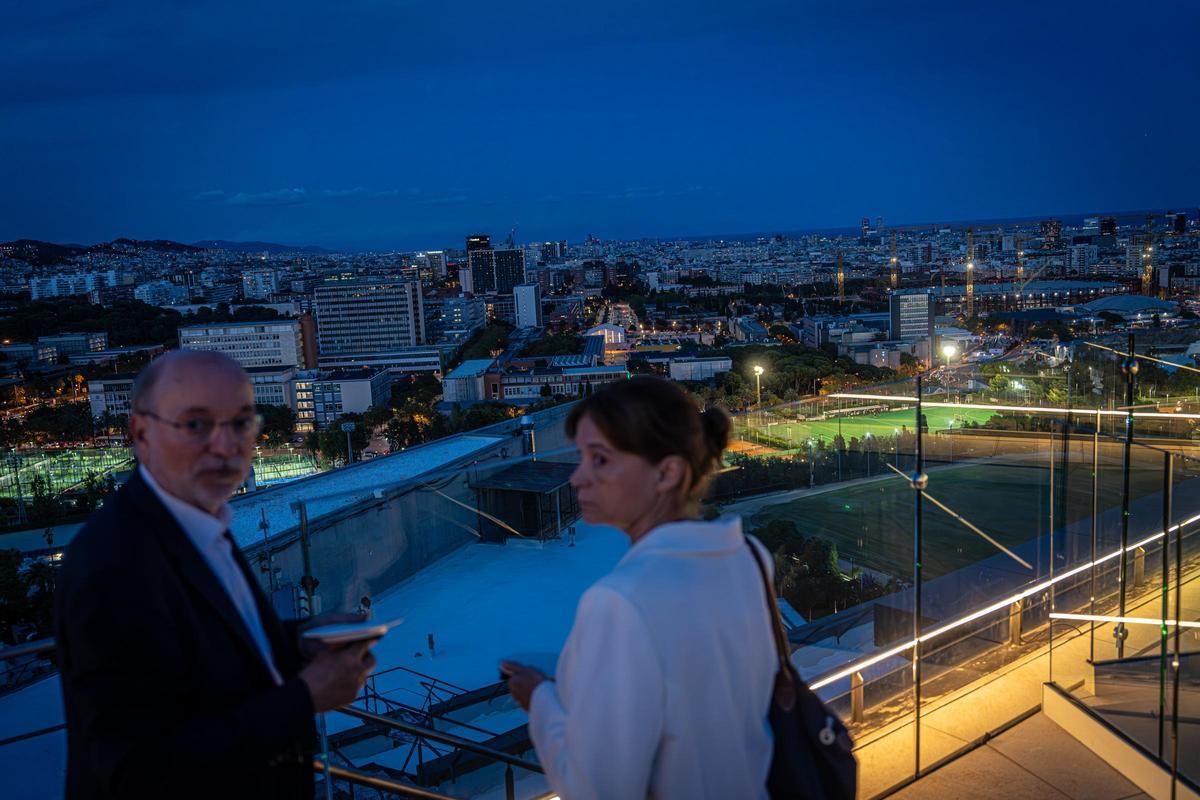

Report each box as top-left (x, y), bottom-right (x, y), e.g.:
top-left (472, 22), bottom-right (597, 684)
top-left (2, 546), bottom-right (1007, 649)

top-left (1158, 452), bottom-right (1172, 759)
top-left (505, 764), bottom-right (516, 800)
top-left (851, 671), bottom-right (866, 723)
top-left (912, 374), bottom-right (925, 778)
top-left (1115, 332), bottom-right (1137, 658)
top-left (1090, 408), bottom-right (1100, 662)
top-left (1009, 600), bottom-right (1023, 647)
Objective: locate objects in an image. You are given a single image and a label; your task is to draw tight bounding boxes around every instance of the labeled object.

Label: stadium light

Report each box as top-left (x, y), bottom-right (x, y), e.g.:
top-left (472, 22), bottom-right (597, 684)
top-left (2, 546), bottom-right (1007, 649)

top-left (941, 343), bottom-right (958, 364)
top-left (753, 365), bottom-right (764, 407)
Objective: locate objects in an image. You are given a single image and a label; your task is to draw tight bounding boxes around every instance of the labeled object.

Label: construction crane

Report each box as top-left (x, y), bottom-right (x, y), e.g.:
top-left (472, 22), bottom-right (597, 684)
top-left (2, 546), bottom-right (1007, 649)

top-left (1015, 236), bottom-right (1025, 284)
top-left (837, 249), bottom-right (845, 301)
top-left (889, 231), bottom-right (898, 289)
top-left (965, 228), bottom-right (975, 318)
top-left (1141, 215), bottom-right (1155, 296)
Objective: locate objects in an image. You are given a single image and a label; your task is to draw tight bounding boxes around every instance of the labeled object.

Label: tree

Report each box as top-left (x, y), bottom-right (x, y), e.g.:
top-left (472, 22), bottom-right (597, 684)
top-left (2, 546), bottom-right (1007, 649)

top-left (308, 414), bottom-right (370, 464)
top-left (256, 404), bottom-right (296, 447)
top-left (28, 474), bottom-right (63, 527)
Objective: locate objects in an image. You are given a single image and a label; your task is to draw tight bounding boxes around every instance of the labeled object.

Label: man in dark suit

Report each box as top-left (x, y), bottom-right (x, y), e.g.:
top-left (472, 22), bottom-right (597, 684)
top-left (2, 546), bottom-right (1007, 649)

top-left (55, 351), bottom-right (375, 799)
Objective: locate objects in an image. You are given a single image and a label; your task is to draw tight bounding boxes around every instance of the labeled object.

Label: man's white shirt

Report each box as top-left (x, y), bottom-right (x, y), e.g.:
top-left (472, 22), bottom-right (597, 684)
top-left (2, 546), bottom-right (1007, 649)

top-left (140, 465), bottom-right (283, 685)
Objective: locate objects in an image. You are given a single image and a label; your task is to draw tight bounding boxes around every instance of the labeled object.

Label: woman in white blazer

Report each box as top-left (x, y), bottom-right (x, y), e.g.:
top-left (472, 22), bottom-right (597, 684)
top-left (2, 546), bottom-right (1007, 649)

top-left (503, 376), bottom-right (777, 800)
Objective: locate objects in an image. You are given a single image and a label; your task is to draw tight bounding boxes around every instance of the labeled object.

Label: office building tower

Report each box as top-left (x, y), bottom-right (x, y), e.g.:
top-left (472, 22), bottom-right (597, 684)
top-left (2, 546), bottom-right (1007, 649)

top-left (466, 234), bottom-right (491, 252)
top-left (179, 319), bottom-right (305, 368)
top-left (1166, 211), bottom-right (1187, 235)
top-left (514, 283), bottom-right (543, 329)
top-left (493, 249), bottom-right (526, 294)
top-left (889, 290), bottom-right (935, 341)
top-left (428, 295), bottom-right (487, 343)
top-left (241, 268), bottom-right (278, 300)
top-left (876, 216), bottom-right (884, 234)
top-left (458, 267), bottom-right (474, 294)
top-left (313, 277), bottom-right (425, 368)
top-left (1069, 244), bottom-right (1098, 273)
top-left (861, 217), bottom-right (870, 239)
top-left (1100, 217), bottom-right (1118, 236)
top-left (426, 251), bottom-right (447, 278)
top-left (1039, 219), bottom-right (1062, 247)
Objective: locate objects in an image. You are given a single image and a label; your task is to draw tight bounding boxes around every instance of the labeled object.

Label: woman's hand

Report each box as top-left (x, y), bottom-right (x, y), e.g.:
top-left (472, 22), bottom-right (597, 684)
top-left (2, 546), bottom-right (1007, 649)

top-left (501, 660), bottom-right (547, 711)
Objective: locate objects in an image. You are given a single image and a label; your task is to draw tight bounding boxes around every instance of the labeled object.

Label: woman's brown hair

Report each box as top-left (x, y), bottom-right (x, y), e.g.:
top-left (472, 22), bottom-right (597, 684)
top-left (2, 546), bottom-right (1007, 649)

top-left (566, 376), bottom-right (730, 505)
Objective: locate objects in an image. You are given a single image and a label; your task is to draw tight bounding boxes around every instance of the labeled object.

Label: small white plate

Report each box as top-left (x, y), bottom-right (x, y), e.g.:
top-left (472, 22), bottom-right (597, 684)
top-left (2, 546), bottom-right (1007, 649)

top-left (302, 617), bottom-right (404, 645)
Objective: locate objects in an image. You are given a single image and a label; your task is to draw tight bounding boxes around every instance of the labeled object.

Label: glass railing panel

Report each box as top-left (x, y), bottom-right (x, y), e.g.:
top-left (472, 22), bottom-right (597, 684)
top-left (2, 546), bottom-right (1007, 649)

top-left (916, 406), bottom-right (1058, 773)
top-left (729, 379), bottom-right (921, 797)
top-left (227, 407), bottom-right (583, 800)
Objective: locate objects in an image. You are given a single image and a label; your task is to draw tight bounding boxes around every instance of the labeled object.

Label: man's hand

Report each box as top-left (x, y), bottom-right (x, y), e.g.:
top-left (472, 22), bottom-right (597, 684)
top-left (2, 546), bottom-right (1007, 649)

top-left (297, 612), bottom-right (367, 661)
top-left (500, 661), bottom-right (547, 711)
top-left (300, 642), bottom-right (376, 712)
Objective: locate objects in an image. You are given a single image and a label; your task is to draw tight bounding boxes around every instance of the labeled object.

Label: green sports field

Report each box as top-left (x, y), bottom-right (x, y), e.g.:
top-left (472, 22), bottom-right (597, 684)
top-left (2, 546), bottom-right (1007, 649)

top-left (747, 458), bottom-right (1175, 580)
top-left (737, 407), bottom-right (997, 448)
top-left (0, 448), bottom-right (321, 501)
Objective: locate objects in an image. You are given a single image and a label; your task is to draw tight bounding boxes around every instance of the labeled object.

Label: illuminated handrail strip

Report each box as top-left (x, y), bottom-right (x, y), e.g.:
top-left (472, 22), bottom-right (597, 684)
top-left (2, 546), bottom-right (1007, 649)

top-left (807, 511), bottom-right (1200, 691)
top-left (826, 394), bottom-right (1200, 421)
top-left (1049, 613), bottom-right (1200, 629)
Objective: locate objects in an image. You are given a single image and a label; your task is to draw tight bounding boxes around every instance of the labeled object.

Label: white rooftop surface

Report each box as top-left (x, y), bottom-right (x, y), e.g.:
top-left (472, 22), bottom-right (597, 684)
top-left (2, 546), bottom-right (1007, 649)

top-left (326, 522), bottom-right (630, 737)
top-left (228, 433), bottom-right (504, 548)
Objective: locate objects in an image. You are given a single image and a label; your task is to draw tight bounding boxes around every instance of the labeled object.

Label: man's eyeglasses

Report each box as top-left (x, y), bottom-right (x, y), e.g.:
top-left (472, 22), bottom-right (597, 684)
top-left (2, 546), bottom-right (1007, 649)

top-left (137, 410), bottom-right (263, 441)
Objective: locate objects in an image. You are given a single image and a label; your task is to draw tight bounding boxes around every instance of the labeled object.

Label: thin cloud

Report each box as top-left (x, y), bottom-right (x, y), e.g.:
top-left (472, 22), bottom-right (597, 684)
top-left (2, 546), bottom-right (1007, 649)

top-left (227, 188), bottom-right (309, 207)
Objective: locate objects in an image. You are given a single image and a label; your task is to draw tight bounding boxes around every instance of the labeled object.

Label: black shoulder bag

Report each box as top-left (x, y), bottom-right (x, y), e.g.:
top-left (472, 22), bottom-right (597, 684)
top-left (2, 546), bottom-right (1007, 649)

top-left (745, 538), bottom-right (857, 800)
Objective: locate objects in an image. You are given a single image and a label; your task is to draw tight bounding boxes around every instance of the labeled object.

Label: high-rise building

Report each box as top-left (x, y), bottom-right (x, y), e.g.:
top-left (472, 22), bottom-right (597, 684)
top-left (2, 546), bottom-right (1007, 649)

top-left (1069, 244), bottom-right (1098, 273)
top-left (493, 249), bottom-right (526, 294)
top-left (861, 217), bottom-right (870, 239)
top-left (414, 251), bottom-right (447, 280)
top-left (179, 319), bottom-right (305, 368)
top-left (313, 278), bottom-right (425, 368)
top-left (1166, 211), bottom-right (1187, 235)
top-left (241, 268), bottom-right (278, 300)
top-left (514, 283), bottom-right (543, 329)
top-left (466, 234), bottom-right (491, 252)
top-left (876, 216), bottom-right (884, 234)
top-left (1100, 217), bottom-right (1118, 236)
top-left (1038, 219), bottom-right (1062, 248)
top-left (889, 290), bottom-right (935, 341)
top-left (458, 267), bottom-right (474, 294)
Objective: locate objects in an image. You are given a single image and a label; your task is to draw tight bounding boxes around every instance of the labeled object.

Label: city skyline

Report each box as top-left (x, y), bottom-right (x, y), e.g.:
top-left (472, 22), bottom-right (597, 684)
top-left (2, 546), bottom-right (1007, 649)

top-left (3, 1), bottom-right (1198, 250)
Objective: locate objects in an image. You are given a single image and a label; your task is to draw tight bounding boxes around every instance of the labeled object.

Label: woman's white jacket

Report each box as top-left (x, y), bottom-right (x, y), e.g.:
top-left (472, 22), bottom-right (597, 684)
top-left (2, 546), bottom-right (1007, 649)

top-left (528, 516), bottom-right (777, 800)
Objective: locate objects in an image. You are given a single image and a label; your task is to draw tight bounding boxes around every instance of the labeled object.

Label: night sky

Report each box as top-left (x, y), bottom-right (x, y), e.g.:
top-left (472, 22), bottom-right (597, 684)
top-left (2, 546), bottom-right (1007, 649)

top-left (3, 1), bottom-right (1197, 251)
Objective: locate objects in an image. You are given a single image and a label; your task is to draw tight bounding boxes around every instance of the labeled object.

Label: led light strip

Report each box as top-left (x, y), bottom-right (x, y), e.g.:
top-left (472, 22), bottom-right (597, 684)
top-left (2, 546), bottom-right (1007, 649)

top-left (825, 393), bottom-right (1200, 420)
top-left (1048, 612), bottom-right (1200, 629)
top-left (807, 511), bottom-right (1200, 691)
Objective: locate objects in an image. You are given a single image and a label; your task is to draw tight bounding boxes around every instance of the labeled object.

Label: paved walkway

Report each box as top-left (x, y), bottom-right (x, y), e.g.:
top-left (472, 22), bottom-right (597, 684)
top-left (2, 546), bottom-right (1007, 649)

top-left (888, 713), bottom-right (1148, 800)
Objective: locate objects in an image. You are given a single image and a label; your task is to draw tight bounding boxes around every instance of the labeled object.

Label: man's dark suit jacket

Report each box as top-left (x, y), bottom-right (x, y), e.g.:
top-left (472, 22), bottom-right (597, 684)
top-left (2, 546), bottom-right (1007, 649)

top-left (54, 468), bottom-right (317, 799)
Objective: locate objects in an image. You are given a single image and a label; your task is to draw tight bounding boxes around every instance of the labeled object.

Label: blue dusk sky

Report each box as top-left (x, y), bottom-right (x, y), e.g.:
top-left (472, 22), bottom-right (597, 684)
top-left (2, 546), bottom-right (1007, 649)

top-left (2, 1), bottom-right (1197, 251)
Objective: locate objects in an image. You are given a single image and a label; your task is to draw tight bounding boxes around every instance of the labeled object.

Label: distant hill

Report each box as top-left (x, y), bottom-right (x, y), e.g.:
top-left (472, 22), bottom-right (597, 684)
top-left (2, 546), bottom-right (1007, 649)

top-left (193, 240), bottom-right (331, 254)
top-left (0, 237), bottom-right (204, 266)
top-left (0, 239), bottom-right (88, 266)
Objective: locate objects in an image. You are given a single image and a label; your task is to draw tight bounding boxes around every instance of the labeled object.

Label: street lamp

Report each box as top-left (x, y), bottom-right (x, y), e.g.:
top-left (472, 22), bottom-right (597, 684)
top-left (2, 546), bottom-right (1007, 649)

top-left (753, 365), bottom-right (764, 407)
top-left (941, 342), bottom-right (958, 366)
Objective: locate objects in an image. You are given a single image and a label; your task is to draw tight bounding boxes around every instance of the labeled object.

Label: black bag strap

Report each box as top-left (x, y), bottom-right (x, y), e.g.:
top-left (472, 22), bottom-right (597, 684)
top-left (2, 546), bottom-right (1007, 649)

top-left (745, 537), bottom-right (799, 704)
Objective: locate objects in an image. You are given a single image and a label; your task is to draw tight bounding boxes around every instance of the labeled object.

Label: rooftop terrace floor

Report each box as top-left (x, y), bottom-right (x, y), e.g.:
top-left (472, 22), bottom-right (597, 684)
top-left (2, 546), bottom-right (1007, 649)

top-left (889, 712), bottom-right (1147, 800)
